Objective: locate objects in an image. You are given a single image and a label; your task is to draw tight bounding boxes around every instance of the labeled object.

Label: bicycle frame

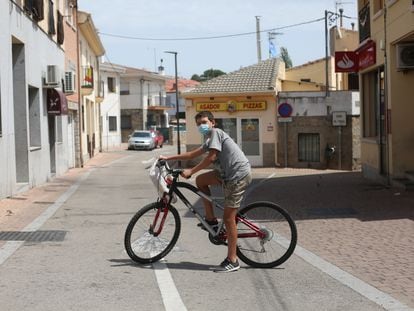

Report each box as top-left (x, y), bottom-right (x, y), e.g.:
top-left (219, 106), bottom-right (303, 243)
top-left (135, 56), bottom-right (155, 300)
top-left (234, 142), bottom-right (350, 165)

top-left (155, 175), bottom-right (265, 240)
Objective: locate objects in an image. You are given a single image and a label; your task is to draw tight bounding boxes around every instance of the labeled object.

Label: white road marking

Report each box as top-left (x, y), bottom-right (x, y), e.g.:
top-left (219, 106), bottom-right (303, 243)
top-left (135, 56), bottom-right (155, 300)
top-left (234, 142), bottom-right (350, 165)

top-left (293, 243), bottom-right (413, 311)
top-left (152, 259), bottom-right (188, 311)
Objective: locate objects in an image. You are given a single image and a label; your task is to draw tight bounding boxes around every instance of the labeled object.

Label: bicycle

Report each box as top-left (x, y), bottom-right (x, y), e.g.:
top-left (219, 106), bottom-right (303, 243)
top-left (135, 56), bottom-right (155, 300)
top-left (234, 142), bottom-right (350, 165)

top-left (124, 159), bottom-right (297, 268)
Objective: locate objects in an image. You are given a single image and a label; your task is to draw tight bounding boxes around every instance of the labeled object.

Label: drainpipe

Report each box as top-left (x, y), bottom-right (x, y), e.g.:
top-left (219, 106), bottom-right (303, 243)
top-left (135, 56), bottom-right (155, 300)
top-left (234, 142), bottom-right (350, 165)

top-left (97, 56), bottom-right (102, 152)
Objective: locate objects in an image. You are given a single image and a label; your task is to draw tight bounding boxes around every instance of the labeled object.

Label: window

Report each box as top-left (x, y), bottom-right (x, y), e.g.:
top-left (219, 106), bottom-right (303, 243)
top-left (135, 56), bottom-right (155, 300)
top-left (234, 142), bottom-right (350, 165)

top-left (48, 0), bottom-right (56, 35)
top-left (120, 81), bottom-right (130, 95)
top-left (373, 0), bottom-right (384, 14)
top-left (121, 115), bottom-right (132, 129)
top-left (108, 77), bottom-right (116, 93)
top-left (362, 71), bottom-right (379, 137)
top-left (215, 118), bottom-right (238, 142)
top-left (298, 133), bottom-right (320, 162)
top-left (108, 116), bottom-right (117, 131)
top-left (28, 86), bottom-right (41, 147)
top-left (56, 115), bottom-right (62, 143)
top-left (65, 0), bottom-right (74, 25)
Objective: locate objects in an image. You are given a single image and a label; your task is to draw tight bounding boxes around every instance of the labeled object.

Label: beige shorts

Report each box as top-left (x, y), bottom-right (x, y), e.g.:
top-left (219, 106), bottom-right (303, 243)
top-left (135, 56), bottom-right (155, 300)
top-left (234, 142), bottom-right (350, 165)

top-left (223, 173), bottom-right (252, 209)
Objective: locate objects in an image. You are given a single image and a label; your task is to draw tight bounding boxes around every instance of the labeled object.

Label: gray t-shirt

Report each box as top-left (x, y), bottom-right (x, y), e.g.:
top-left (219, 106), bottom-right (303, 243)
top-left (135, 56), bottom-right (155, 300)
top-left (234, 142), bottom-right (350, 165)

top-left (202, 128), bottom-right (251, 182)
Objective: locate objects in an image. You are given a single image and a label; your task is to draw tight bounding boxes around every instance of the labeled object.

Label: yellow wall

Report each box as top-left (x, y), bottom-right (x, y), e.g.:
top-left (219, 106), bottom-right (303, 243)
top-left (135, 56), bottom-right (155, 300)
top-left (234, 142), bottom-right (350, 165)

top-left (359, 0), bottom-right (414, 177)
top-left (282, 80), bottom-right (324, 91)
top-left (285, 57), bottom-right (336, 90)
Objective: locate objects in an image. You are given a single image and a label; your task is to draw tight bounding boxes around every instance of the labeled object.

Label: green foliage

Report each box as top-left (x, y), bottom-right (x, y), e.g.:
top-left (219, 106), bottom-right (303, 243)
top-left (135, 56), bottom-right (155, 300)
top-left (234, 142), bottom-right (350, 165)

top-left (191, 69), bottom-right (226, 82)
top-left (280, 47), bottom-right (293, 69)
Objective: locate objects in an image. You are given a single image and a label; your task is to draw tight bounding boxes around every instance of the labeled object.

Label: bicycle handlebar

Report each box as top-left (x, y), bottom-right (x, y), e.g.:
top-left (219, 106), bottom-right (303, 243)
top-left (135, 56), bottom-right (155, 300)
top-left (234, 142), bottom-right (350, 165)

top-left (157, 159), bottom-right (183, 177)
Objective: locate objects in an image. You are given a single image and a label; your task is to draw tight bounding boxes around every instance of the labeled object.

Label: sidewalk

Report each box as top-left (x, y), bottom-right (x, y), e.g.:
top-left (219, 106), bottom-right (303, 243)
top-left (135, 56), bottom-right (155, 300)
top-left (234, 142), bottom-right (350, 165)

top-left (0, 150), bottom-right (413, 309)
top-left (249, 167), bottom-right (414, 309)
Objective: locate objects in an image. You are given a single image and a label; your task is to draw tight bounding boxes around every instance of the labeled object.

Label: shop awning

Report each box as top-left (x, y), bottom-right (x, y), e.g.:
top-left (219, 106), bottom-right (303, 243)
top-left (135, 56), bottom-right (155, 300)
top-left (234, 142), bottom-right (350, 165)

top-left (47, 88), bottom-right (68, 115)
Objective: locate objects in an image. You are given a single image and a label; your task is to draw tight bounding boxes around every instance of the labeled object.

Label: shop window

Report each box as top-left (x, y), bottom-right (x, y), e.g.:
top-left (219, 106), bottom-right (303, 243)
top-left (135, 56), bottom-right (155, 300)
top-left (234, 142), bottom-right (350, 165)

top-left (108, 77), bottom-right (116, 93)
top-left (362, 71), bottom-right (378, 137)
top-left (215, 118), bottom-right (238, 143)
top-left (108, 116), bottom-right (117, 131)
top-left (121, 115), bottom-right (132, 129)
top-left (298, 133), bottom-right (320, 162)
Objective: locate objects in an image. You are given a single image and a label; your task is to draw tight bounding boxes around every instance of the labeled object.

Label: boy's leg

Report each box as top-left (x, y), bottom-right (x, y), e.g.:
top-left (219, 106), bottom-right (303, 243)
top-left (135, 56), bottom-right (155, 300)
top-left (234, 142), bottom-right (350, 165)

top-left (223, 207), bottom-right (238, 262)
top-left (195, 170), bottom-right (221, 220)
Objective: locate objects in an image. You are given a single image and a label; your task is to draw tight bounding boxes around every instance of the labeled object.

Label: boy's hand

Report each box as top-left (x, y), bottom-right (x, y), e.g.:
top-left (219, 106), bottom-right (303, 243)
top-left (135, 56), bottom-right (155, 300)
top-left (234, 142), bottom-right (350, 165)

top-left (180, 169), bottom-right (192, 179)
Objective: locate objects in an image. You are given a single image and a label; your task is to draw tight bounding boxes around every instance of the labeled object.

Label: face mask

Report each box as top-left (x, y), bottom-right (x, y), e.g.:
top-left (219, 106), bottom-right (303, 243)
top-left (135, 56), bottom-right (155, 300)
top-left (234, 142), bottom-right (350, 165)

top-left (198, 124), bottom-right (211, 136)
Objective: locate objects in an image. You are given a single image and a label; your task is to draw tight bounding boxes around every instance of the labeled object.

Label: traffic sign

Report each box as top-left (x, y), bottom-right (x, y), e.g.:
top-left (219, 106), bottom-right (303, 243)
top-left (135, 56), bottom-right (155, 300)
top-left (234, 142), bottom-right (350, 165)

top-left (278, 103), bottom-right (293, 117)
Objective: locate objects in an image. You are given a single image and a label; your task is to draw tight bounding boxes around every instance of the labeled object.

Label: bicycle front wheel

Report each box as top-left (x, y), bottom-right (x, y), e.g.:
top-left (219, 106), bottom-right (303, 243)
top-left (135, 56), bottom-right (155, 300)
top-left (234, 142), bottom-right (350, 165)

top-left (237, 201), bottom-right (297, 268)
top-left (124, 202), bottom-right (181, 264)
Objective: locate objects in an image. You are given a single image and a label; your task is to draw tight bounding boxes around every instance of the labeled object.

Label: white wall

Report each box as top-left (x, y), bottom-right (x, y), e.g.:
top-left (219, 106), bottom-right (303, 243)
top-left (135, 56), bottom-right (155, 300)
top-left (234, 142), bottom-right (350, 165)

top-left (277, 91), bottom-right (360, 117)
top-left (0, 3), bottom-right (68, 199)
top-left (100, 70), bottom-right (121, 150)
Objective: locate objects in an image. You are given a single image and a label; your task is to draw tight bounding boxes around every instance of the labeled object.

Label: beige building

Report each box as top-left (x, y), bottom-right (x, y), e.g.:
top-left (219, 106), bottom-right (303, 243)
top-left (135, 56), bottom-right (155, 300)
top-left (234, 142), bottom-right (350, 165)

top-left (182, 58), bottom-right (284, 167)
top-left (357, 0), bottom-right (414, 186)
top-left (77, 10), bottom-right (105, 164)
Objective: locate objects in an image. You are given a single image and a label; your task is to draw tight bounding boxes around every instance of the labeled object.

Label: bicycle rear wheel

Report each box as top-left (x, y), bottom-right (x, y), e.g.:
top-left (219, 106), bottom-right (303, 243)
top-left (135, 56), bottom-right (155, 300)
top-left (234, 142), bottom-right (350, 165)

top-left (236, 201), bottom-right (297, 268)
top-left (124, 202), bottom-right (181, 264)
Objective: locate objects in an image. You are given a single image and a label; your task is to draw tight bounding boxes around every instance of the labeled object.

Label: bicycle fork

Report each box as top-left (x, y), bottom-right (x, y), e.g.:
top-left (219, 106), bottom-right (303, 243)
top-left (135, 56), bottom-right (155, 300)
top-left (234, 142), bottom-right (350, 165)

top-left (150, 202), bottom-right (169, 237)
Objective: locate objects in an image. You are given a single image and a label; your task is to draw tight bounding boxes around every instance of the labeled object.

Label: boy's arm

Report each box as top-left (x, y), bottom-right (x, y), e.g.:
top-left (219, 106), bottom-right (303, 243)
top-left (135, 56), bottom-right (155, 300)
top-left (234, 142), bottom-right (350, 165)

top-left (160, 146), bottom-right (205, 161)
top-left (186, 149), bottom-right (218, 177)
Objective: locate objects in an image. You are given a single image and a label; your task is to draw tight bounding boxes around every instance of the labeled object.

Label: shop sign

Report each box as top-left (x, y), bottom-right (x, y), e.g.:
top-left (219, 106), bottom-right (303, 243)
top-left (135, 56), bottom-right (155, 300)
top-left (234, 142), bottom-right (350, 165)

top-left (196, 101), bottom-right (266, 112)
top-left (335, 51), bottom-right (359, 72)
top-left (196, 102), bottom-right (227, 111)
top-left (357, 40), bottom-right (376, 71)
top-left (47, 88), bottom-right (68, 115)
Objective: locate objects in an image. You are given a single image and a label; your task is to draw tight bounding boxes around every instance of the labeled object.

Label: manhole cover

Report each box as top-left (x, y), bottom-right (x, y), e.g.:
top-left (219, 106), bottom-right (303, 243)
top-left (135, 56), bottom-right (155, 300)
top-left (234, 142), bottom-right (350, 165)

top-left (0, 230), bottom-right (66, 242)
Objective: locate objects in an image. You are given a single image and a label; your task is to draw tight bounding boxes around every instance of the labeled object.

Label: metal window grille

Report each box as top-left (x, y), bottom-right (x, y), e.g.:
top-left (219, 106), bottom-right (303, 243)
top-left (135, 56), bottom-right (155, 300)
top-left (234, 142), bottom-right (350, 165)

top-left (298, 133), bottom-right (320, 162)
top-left (108, 116), bottom-right (117, 131)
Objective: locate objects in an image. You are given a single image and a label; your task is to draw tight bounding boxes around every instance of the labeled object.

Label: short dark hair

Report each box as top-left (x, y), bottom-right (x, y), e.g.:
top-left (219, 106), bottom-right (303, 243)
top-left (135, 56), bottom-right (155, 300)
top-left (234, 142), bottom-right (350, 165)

top-left (195, 111), bottom-right (215, 122)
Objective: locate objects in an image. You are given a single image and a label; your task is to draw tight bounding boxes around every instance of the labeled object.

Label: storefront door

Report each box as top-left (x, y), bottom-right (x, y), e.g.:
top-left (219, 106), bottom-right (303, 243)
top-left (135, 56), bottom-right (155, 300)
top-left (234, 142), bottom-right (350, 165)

top-left (215, 118), bottom-right (262, 166)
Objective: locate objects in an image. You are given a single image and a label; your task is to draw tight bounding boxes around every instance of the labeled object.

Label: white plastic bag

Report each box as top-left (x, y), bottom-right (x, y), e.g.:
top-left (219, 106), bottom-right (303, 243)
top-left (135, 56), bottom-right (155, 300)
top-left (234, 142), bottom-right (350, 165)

top-left (149, 160), bottom-right (176, 203)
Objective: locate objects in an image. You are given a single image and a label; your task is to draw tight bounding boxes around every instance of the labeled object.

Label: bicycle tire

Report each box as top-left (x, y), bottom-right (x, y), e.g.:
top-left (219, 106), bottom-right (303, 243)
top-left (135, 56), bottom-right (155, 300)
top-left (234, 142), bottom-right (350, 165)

top-left (236, 201), bottom-right (297, 268)
top-left (124, 202), bottom-right (181, 264)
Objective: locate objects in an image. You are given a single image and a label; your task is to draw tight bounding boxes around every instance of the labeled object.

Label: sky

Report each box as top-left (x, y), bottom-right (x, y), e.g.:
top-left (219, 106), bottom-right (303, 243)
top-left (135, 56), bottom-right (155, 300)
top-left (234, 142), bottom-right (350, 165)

top-left (78, 0), bottom-right (358, 79)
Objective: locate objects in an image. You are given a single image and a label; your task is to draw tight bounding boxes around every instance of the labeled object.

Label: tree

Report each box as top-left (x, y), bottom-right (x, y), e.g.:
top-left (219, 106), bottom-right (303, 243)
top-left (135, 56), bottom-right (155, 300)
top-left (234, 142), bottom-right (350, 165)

top-left (280, 47), bottom-right (293, 69)
top-left (191, 69), bottom-right (226, 82)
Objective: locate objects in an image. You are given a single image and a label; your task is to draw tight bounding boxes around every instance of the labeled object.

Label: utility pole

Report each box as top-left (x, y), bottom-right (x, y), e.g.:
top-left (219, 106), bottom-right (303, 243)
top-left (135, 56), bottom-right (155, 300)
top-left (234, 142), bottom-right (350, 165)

top-left (255, 16), bottom-right (262, 63)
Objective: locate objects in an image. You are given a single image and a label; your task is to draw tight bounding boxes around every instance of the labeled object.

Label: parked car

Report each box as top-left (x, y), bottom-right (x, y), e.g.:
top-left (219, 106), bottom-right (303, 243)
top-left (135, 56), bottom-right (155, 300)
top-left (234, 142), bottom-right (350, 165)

top-left (153, 130), bottom-right (164, 148)
top-left (127, 130), bottom-right (157, 150)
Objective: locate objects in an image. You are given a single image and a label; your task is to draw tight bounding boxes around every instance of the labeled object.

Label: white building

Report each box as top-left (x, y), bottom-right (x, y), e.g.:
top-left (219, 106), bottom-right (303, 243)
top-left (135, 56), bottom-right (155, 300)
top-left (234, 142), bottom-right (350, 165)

top-left (0, 0), bottom-right (70, 199)
top-left (119, 66), bottom-right (169, 141)
top-left (100, 62), bottom-right (125, 150)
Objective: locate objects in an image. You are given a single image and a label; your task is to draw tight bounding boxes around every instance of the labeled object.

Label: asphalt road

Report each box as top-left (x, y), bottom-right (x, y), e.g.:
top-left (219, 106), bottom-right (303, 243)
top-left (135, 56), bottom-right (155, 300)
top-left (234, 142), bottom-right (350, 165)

top-left (0, 146), bottom-right (387, 311)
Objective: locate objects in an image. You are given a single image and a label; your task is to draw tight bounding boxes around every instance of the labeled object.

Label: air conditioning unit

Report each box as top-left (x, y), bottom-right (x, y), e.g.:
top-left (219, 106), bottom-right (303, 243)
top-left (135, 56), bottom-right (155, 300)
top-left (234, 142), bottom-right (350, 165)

top-left (45, 65), bottom-right (60, 85)
top-left (397, 43), bottom-right (414, 70)
top-left (65, 71), bottom-right (76, 93)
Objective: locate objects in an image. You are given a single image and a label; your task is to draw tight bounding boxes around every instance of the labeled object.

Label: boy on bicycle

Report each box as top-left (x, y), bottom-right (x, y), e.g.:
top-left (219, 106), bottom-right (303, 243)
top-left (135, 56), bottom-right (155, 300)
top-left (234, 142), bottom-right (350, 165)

top-left (160, 111), bottom-right (251, 272)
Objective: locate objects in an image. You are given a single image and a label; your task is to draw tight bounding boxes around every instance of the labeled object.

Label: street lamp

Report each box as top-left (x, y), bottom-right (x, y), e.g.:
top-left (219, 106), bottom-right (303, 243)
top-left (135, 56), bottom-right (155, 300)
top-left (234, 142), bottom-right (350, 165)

top-left (164, 51), bottom-right (181, 158)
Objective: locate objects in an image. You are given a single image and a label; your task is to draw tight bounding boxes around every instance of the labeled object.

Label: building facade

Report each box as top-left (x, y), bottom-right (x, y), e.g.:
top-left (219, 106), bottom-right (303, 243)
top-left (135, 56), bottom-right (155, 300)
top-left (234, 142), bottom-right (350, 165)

top-left (357, 0), bottom-right (414, 184)
top-left (119, 66), bottom-right (168, 142)
top-left (77, 10), bottom-right (105, 164)
top-left (0, 0), bottom-right (71, 199)
top-left (183, 58), bottom-right (284, 167)
top-left (277, 91), bottom-right (360, 170)
top-left (99, 62), bottom-right (125, 151)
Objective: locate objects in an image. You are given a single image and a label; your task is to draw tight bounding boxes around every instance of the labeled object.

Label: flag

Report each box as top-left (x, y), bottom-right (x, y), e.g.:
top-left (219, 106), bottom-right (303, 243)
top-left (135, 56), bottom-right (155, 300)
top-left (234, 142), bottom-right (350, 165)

top-left (269, 41), bottom-right (277, 58)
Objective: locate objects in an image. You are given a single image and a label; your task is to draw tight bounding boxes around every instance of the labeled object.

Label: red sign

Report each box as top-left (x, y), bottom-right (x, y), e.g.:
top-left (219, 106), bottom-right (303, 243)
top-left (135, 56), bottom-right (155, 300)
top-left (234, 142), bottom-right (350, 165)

top-left (357, 40), bottom-right (376, 71)
top-left (335, 51), bottom-right (358, 72)
top-left (47, 89), bottom-right (68, 115)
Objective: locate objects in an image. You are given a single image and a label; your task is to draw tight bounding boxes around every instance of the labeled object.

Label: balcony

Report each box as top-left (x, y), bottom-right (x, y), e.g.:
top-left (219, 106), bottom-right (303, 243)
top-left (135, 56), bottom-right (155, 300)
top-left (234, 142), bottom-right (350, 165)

top-left (81, 66), bottom-right (94, 96)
